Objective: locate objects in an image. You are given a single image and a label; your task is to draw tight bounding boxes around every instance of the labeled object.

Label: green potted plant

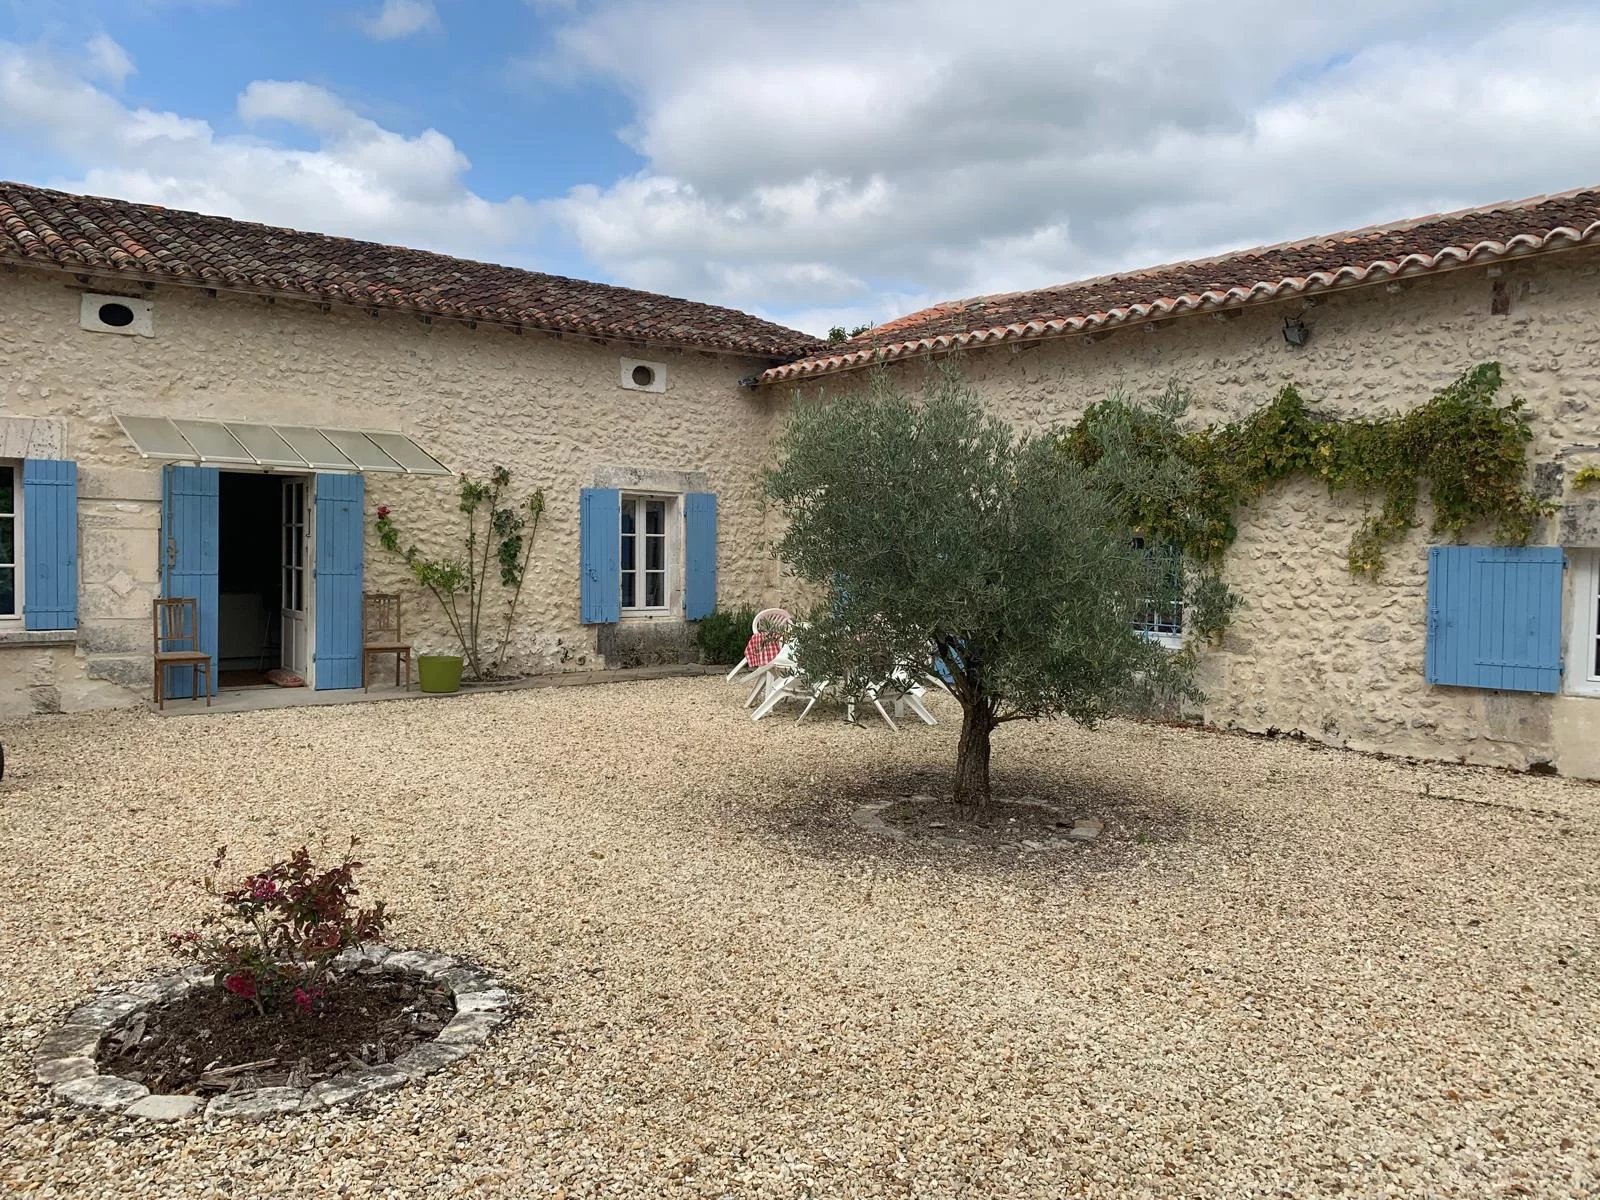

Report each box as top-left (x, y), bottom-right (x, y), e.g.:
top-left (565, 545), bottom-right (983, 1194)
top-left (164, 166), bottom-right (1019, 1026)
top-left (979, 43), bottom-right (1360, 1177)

top-left (417, 648), bottom-right (465, 694)
top-left (374, 469), bottom-right (544, 692)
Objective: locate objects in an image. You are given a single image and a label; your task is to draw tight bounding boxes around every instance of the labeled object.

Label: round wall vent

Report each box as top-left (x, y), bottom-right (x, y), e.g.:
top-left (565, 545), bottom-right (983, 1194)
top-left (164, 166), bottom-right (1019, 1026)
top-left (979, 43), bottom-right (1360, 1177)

top-left (620, 358), bottom-right (667, 393)
top-left (80, 293), bottom-right (154, 337)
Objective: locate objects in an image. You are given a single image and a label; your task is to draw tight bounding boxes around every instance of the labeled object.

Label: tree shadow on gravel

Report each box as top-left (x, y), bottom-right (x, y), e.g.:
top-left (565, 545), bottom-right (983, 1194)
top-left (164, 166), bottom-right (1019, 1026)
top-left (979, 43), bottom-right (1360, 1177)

top-left (752, 760), bottom-right (1253, 879)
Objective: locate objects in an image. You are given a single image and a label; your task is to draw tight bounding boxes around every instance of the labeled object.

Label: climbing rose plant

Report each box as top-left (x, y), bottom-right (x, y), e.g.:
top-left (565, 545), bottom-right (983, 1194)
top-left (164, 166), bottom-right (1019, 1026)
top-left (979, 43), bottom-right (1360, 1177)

top-left (375, 468), bottom-right (545, 680)
top-left (168, 842), bottom-right (386, 1018)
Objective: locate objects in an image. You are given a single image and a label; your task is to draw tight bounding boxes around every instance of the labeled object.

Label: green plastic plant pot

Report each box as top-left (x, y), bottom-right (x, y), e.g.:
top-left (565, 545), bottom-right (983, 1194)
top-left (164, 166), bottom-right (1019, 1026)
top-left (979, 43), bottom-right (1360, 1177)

top-left (417, 654), bottom-right (464, 694)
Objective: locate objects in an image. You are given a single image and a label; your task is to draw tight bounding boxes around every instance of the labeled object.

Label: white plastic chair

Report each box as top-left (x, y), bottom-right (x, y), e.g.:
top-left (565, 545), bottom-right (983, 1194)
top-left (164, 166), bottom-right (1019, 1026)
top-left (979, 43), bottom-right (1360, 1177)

top-left (746, 640), bottom-right (807, 709)
top-left (725, 607), bottom-right (793, 682)
top-left (751, 657), bottom-right (831, 724)
top-left (872, 669), bottom-right (938, 728)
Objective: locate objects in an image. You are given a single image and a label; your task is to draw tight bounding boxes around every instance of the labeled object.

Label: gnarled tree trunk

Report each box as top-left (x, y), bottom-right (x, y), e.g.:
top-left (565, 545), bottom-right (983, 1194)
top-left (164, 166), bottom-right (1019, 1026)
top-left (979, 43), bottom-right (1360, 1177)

top-left (953, 703), bottom-right (994, 807)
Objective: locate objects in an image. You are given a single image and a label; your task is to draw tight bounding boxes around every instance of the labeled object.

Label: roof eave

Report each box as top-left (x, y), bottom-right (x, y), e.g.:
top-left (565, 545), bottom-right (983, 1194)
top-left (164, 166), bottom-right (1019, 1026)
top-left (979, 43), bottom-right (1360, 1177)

top-left (756, 220), bottom-right (1600, 386)
top-left (1, 251), bottom-right (822, 363)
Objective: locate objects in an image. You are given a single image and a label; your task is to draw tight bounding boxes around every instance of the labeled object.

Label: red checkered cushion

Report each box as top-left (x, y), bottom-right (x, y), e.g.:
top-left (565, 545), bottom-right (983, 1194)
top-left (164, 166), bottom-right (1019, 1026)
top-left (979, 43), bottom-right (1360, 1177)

top-left (745, 632), bottom-right (783, 668)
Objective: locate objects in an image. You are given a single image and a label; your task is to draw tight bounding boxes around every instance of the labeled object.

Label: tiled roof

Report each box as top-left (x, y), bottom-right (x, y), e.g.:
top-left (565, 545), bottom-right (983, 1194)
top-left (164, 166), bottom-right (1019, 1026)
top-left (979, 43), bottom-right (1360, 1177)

top-left (760, 186), bottom-right (1600, 384)
top-left (0, 181), bottom-right (824, 360)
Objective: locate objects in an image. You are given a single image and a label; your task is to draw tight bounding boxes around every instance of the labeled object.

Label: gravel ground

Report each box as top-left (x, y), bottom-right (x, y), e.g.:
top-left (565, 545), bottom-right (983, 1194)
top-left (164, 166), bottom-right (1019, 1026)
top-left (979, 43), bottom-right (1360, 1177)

top-left (1, 677), bottom-right (1596, 1198)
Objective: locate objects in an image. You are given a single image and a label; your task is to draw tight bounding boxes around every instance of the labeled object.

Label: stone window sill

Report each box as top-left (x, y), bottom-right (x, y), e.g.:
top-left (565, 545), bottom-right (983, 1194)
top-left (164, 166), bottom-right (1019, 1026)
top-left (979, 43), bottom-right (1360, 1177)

top-left (0, 627), bottom-right (78, 648)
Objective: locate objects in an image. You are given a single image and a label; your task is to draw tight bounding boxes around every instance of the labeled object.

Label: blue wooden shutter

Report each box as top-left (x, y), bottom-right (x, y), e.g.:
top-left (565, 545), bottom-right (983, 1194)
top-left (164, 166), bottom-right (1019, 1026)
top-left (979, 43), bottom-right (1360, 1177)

top-left (579, 487), bottom-right (621, 624)
top-left (314, 473), bottom-right (365, 690)
top-left (683, 492), bottom-right (717, 620)
top-left (1426, 546), bottom-right (1564, 693)
top-left (22, 458), bottom-right (78, 631)
top-left (161, 465), bottom-right (220, 697)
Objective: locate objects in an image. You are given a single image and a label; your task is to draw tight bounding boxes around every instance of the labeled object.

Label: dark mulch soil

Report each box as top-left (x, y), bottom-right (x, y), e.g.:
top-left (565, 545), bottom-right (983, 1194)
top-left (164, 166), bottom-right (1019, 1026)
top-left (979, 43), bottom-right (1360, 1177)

top-left (879, 797), bottom-right (1088, 847)
top-left (97, 971), bottom-right (455, 1094)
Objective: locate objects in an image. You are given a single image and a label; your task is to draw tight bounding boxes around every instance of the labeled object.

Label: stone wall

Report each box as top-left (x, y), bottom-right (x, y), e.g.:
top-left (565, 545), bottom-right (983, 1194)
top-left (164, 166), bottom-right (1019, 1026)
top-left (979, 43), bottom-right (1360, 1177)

top-left (771, 247), bottom-right (1600, 776)
top-left (0, 265), bottom-right (789, 715)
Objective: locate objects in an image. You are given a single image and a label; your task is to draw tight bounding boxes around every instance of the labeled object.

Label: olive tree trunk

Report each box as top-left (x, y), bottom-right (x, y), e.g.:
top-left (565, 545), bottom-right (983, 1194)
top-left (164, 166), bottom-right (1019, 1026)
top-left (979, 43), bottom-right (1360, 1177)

top-left (953, 703), bottom-right (994, 807)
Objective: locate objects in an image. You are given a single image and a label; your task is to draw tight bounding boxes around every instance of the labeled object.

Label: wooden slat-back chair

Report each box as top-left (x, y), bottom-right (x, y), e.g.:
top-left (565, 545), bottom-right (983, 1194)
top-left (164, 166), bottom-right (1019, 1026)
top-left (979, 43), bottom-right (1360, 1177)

top-left (363, 592), bottom-right (413, 692)
top-left (153, 597), bottom-right (212, 709)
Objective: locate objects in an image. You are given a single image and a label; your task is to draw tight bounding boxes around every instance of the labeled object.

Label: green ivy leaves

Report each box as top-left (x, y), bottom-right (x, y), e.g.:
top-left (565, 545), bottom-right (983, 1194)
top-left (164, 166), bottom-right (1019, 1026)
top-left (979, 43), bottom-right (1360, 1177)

top-left (1058, 363), bottom-right (1544, 577)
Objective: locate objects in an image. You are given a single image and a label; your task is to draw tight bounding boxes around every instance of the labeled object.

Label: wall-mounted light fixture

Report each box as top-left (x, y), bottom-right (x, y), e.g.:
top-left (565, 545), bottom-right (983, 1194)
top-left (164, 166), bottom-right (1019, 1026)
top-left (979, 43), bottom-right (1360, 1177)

top-left (1282, 315), bottom-right (1310, 347)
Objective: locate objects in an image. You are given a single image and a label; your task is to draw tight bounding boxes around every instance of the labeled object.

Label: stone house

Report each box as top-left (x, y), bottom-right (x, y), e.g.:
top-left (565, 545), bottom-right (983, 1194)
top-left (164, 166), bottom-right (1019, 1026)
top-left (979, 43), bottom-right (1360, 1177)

top-left (3, 179), bottom-right (1600, 778)
top-left (759, 187), bottom-right (1600, 777)
top-left (0, 181), bottom-right (818, 711)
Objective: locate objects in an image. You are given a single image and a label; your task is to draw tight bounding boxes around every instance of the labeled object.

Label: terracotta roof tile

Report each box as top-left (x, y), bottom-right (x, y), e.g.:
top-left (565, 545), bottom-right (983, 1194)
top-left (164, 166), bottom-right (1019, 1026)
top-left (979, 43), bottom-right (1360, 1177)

top-left (760, 186), bottom-right (1600, 384)
top-left (0, 181), bottom-right (824, 360)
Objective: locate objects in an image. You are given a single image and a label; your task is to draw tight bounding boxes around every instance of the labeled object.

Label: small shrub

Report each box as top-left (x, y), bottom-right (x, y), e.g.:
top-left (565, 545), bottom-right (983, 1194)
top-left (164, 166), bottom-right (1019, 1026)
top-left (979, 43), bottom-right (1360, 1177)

top-left (375, 468), bottom-right (545, 680)
top-left (168, 842), bottom-right (386, 1017)
top-left (695, 604), bottom-right (758, 664)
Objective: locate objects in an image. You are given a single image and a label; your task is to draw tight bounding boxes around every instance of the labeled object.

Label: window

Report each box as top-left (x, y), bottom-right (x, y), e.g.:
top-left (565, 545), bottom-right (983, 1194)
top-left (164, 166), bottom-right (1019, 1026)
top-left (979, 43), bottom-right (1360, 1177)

top-left (620, 494), bottom-right (674, 611)
top-left (1566, 550), bottom-right (1600, 696)
top-left (1131, 537), bottom-right (1183, 648)
top-left (0, 464), bottom-right (17, 619)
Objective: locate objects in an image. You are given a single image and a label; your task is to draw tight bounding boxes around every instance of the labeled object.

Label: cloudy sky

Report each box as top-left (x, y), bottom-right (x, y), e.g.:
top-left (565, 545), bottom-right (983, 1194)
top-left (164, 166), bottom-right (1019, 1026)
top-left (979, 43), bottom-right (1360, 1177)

top-left (2, 0), bottom-right (1598, 335)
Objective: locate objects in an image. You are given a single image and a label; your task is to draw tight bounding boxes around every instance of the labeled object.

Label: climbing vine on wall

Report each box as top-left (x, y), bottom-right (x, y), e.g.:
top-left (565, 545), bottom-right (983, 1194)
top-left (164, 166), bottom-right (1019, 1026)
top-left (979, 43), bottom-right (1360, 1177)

top-left (1056, 362), bottom-right (1546, 576)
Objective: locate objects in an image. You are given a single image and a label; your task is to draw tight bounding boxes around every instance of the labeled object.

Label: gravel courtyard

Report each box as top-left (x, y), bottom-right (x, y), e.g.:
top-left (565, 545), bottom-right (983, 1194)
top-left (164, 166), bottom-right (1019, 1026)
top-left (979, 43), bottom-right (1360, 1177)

top-left (1, 677), bottom-right (1596, 1198)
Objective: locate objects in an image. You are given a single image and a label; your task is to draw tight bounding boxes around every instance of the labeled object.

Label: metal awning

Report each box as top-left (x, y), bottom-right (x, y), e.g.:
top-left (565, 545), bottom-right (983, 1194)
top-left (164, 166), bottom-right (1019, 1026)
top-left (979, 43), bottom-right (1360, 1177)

top-left (114, 415), bottom-right (451, 476)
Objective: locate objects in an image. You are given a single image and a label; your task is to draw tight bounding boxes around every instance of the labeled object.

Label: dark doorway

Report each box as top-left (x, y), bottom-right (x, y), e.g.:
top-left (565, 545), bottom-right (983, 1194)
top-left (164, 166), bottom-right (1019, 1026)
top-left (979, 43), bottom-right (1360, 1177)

top-left (218, 473), bottom-right (307, 687)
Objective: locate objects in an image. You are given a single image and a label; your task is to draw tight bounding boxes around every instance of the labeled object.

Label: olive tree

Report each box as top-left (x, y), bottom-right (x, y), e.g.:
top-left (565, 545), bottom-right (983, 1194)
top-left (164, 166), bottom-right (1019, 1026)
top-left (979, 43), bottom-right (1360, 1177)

top-left (763, 364), bottom-right (1234, 807)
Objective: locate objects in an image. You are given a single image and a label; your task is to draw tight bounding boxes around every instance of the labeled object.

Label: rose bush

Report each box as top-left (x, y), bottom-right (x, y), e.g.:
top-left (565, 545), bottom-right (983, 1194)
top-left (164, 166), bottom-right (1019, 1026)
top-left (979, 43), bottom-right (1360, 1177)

top-left (168, 841), bottom-right (386, 1017)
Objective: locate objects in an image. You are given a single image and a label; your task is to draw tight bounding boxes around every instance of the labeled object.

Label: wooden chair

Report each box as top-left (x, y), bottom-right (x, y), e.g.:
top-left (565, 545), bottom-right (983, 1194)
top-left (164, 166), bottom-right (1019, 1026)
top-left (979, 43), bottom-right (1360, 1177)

top-left (363, 592), bottom-right (413, 692)
top-left (153, 597), bottom-right (212, 710)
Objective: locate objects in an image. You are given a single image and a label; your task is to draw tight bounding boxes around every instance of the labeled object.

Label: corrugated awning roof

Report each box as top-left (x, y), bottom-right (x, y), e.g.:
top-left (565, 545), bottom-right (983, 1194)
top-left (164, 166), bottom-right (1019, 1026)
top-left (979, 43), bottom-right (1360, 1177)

top-left (114, 415), bottom-right (451, 476)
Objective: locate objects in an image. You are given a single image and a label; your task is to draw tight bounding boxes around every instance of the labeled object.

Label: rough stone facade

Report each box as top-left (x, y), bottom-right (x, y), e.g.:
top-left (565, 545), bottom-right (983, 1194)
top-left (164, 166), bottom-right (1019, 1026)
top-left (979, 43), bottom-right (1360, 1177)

top-left (9, 238), bottom-right (1600, 779)
top-left (0, 265), bottom-right (787, 716)
top-left (773, 247), bottom-right (1600, 777)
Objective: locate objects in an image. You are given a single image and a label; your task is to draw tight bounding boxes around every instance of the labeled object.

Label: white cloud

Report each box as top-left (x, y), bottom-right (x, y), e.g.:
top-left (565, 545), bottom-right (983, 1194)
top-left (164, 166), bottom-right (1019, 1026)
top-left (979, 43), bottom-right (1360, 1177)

top-left (360, 0), bottom-right (440, 40)
top-left (83, 34), bottom-right (133, 87)
top-left (535, 0), bottom-right (1600, 333)
top-left (0, 42), bottom-right (536, 263)
top-left (8, 9), bottom-right (1600, 340)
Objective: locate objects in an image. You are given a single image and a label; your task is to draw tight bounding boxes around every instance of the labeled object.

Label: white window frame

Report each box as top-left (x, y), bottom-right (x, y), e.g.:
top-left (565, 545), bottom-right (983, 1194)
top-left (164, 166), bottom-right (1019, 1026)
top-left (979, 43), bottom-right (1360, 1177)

top-left (0, 461), bottom-right (22, 623)
top-left (619, 492), bottom-right (679, 616)
top-left (1131, 536), bottom-right (1184, 650)
top-left (1564, 549), bottom-right (1600, 697)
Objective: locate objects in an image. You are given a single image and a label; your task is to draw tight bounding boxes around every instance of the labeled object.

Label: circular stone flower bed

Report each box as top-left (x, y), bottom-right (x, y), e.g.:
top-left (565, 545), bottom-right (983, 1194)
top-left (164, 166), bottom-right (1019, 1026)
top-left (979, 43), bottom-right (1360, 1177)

top-left (855, 794), bottom-right (1103, 849)
top-left (36, 946), bottom-right (510, 1121)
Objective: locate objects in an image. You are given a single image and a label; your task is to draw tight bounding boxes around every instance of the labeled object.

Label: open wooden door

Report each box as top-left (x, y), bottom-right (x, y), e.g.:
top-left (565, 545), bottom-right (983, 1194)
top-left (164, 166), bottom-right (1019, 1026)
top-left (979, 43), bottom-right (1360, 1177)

top-left (281, 477), bottom-right (310, 677)
top-left (313, 472), bottom-right (364, 690)
top-left (161, 465), bottom-right (219, 698)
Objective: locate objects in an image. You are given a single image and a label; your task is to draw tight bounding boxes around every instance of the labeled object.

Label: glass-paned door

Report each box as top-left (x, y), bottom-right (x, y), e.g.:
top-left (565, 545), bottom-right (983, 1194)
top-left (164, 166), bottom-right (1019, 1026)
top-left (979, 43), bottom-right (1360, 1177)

top-left (281, 478), bottom-right (309, 674)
